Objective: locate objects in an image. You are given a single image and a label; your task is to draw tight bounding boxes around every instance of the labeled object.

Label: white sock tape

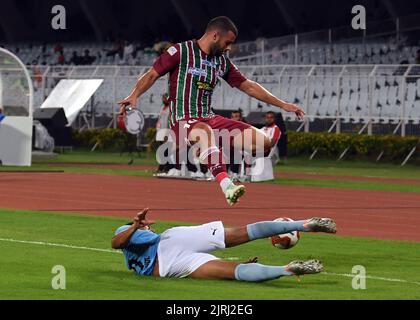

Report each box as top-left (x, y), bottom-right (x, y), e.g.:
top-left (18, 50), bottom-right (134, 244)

top-left (199, 146), bottom-right (220, 164)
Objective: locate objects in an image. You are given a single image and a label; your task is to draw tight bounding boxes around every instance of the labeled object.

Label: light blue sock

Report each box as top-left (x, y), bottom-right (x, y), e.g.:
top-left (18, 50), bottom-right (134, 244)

top-left (246, 220), bottom-right (307, 241)
top-left (234, 263), bottom-right (292, 282)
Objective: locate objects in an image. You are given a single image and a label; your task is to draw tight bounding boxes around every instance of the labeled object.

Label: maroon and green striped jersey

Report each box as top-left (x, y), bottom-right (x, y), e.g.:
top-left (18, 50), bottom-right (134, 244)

top-left (153, 40), bottom-right (247, 126)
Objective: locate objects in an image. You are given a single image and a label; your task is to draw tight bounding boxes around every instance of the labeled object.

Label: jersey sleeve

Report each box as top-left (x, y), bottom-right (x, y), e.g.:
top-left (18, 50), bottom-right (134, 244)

top-left (128, 229), bottom-right (160, 247)
top-left (223, 58), bottom-right (247, 88)
top-left (271, 125), bottom-right (281, 143)
top-left (114, 226), bottom-right (160, 248)
top-left (152, 44), bottom-right (181, 76)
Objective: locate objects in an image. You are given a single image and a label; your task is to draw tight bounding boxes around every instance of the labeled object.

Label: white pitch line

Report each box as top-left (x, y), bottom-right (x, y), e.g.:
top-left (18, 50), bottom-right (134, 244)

top-left (322, 272), bottom-right (420, 286)
top-left (0, 237), bottom-right (121, 254)
top-left (1, 237), bottom-right (419, 286)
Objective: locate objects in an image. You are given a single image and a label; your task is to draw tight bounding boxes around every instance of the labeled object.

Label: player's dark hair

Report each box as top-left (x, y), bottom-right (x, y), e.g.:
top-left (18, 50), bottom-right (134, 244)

top-left (266, 111), bottom-right (275, 116)
top-left (125, 222), bottom-right (134, 226)
top-left (206, 16), bottom-right (238, 37)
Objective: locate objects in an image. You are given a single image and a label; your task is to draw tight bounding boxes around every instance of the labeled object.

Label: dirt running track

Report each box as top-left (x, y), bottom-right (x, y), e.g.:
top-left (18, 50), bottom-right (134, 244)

top-left (48, 163), bottom-right (420, 186)
top-left (1, 172), bottom-right (420, 241)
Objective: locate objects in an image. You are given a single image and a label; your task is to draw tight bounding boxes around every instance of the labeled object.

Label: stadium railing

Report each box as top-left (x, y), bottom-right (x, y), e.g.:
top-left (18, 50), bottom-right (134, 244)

top-left (14, 64), bottom-right (420, 137)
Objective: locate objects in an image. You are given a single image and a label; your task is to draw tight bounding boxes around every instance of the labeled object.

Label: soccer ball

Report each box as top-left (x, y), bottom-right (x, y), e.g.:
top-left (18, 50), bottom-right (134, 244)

top-left (271, 217), bottom-right (300, 249)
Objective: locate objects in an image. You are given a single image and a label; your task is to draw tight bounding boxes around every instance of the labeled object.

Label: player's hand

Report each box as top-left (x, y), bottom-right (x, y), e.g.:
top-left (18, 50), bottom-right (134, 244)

top-left (281, 102), bottom-right (305, 120)
top-left (133, 208), bottom-right (155, 229)
top-left (118, 95), bottom-right (138, 114)
top-left (244, 257), bottom-right (258, 264)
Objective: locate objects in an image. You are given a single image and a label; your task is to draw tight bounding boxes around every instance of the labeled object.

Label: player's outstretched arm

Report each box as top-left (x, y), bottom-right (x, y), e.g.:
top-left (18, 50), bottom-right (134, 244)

top-left (118, 68), bottom-right (161, 113)
top-left (238, 79), bottom-right (306, 120)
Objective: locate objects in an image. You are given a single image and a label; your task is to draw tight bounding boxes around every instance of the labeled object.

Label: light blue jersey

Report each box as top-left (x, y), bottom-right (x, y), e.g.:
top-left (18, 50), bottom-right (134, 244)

top-left (114, 225), bottom-right (161, 276)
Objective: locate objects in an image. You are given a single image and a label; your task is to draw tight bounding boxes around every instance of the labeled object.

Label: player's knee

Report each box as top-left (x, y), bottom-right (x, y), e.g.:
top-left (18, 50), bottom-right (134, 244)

top-left (193, 122), bottom-right (212, 133)
top-left (190, 122), bottom-right (213, 144)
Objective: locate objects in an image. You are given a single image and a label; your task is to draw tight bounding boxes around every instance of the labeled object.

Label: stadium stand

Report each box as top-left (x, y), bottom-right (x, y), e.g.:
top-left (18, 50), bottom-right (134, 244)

top-left (2, 38), bottom-right (418, 67)
top-left (0, 42), bottom-right (159, 67)
top-left (1, 14), bottom-right (419, 135)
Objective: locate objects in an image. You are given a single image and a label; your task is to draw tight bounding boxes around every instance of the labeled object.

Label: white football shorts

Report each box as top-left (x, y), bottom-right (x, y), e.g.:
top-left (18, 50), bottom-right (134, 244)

top-left (157, 221), bottom-right (225, 278)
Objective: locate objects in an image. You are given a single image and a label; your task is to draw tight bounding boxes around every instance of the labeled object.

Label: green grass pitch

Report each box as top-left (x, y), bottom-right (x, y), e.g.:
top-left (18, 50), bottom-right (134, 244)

top-left (1, 209), bottom-right (419, 300)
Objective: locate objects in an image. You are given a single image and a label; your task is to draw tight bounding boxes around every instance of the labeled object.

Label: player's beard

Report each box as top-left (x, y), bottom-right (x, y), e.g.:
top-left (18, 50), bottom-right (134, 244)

top-left (209, 42), bottom-right (225, 57)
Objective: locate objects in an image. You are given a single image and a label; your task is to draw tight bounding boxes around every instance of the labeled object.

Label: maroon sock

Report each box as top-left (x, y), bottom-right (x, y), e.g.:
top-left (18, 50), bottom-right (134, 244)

top-left (208, 162), bottom-right (227, 178)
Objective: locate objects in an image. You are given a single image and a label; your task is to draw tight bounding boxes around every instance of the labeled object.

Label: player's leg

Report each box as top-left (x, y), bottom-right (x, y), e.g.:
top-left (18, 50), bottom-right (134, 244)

top-left (189, 260), bottom-right (239, 280)
top-left (224, 217), bottom-right (337, 248)
top-left (189, 121), bottom-right (245, 206)
top-left (232, 126), bottom-right (272, 158)
top-left (205, 115), bottom-right (270, 158)
top-left (189, 259), bottom-right (323, 281)
top-left (159, 221), bottom-right (327, 281)
top-left (205, 116), bottom-right (272, 181)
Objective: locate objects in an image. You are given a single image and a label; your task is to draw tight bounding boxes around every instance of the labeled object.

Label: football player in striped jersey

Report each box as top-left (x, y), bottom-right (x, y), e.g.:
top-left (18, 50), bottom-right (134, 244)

top-left (119, 16), bottom-right (305, 206)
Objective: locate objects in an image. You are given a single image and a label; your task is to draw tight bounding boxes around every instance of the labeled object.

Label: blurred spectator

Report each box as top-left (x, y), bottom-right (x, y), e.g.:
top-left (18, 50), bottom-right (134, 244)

top-left (69, 51), bottom-right (80, 65)
top-left (96, 50), bottom-right (102, 61)
top-left (106, 39), bottom-right (124, 59)
top-left (262, 111), bottom-right (281, 151)
top-left (80, 49), bottom-right (96, 65)
top-left (41, 43), bottom-right (47, 55)
top-left (54, 43), bottom-right (63, 53)
top-left (39, 42), bottom-right (50, 61)
top-left (57, 50), bottom-right (65, 65)
top-left (156, 93), bottom-right (173, 174)
top-left (407, 50), bottom-right (420, 83)
top-left (250, 111), bottom-right (281, 182)
top-left (156, 93), bottom-right (170, 130)
top-left (124, 41), bottom-right (134, 60)
top-left (275, 112), bottom-right (288, 159)
top-left (230, 109), bottom-right (245, 122)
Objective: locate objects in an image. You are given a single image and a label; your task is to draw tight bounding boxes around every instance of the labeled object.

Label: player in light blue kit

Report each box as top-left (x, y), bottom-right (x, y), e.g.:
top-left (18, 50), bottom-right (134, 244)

top-left (112, 208), bottom-right (336, 281)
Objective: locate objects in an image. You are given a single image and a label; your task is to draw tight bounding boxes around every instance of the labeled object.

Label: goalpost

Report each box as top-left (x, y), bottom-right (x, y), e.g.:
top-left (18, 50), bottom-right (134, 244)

top-left (0, 47), bottom-right (34, 166)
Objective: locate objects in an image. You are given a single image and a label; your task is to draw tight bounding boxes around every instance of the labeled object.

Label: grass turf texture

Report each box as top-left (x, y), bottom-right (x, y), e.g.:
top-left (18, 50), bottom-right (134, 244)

top-left (33, 150), bottom-right (158, 166)
top-left (1, 209), bottom-right (419, 300)
top-left (275, 157), bottom-right (420, 180)
top-left (268, 178), bottom-right (420, 193)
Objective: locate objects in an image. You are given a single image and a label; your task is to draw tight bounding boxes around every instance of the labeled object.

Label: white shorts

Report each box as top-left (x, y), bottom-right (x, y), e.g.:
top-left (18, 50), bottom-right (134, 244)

top-left (157, 221), bottom-right (225, 278)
